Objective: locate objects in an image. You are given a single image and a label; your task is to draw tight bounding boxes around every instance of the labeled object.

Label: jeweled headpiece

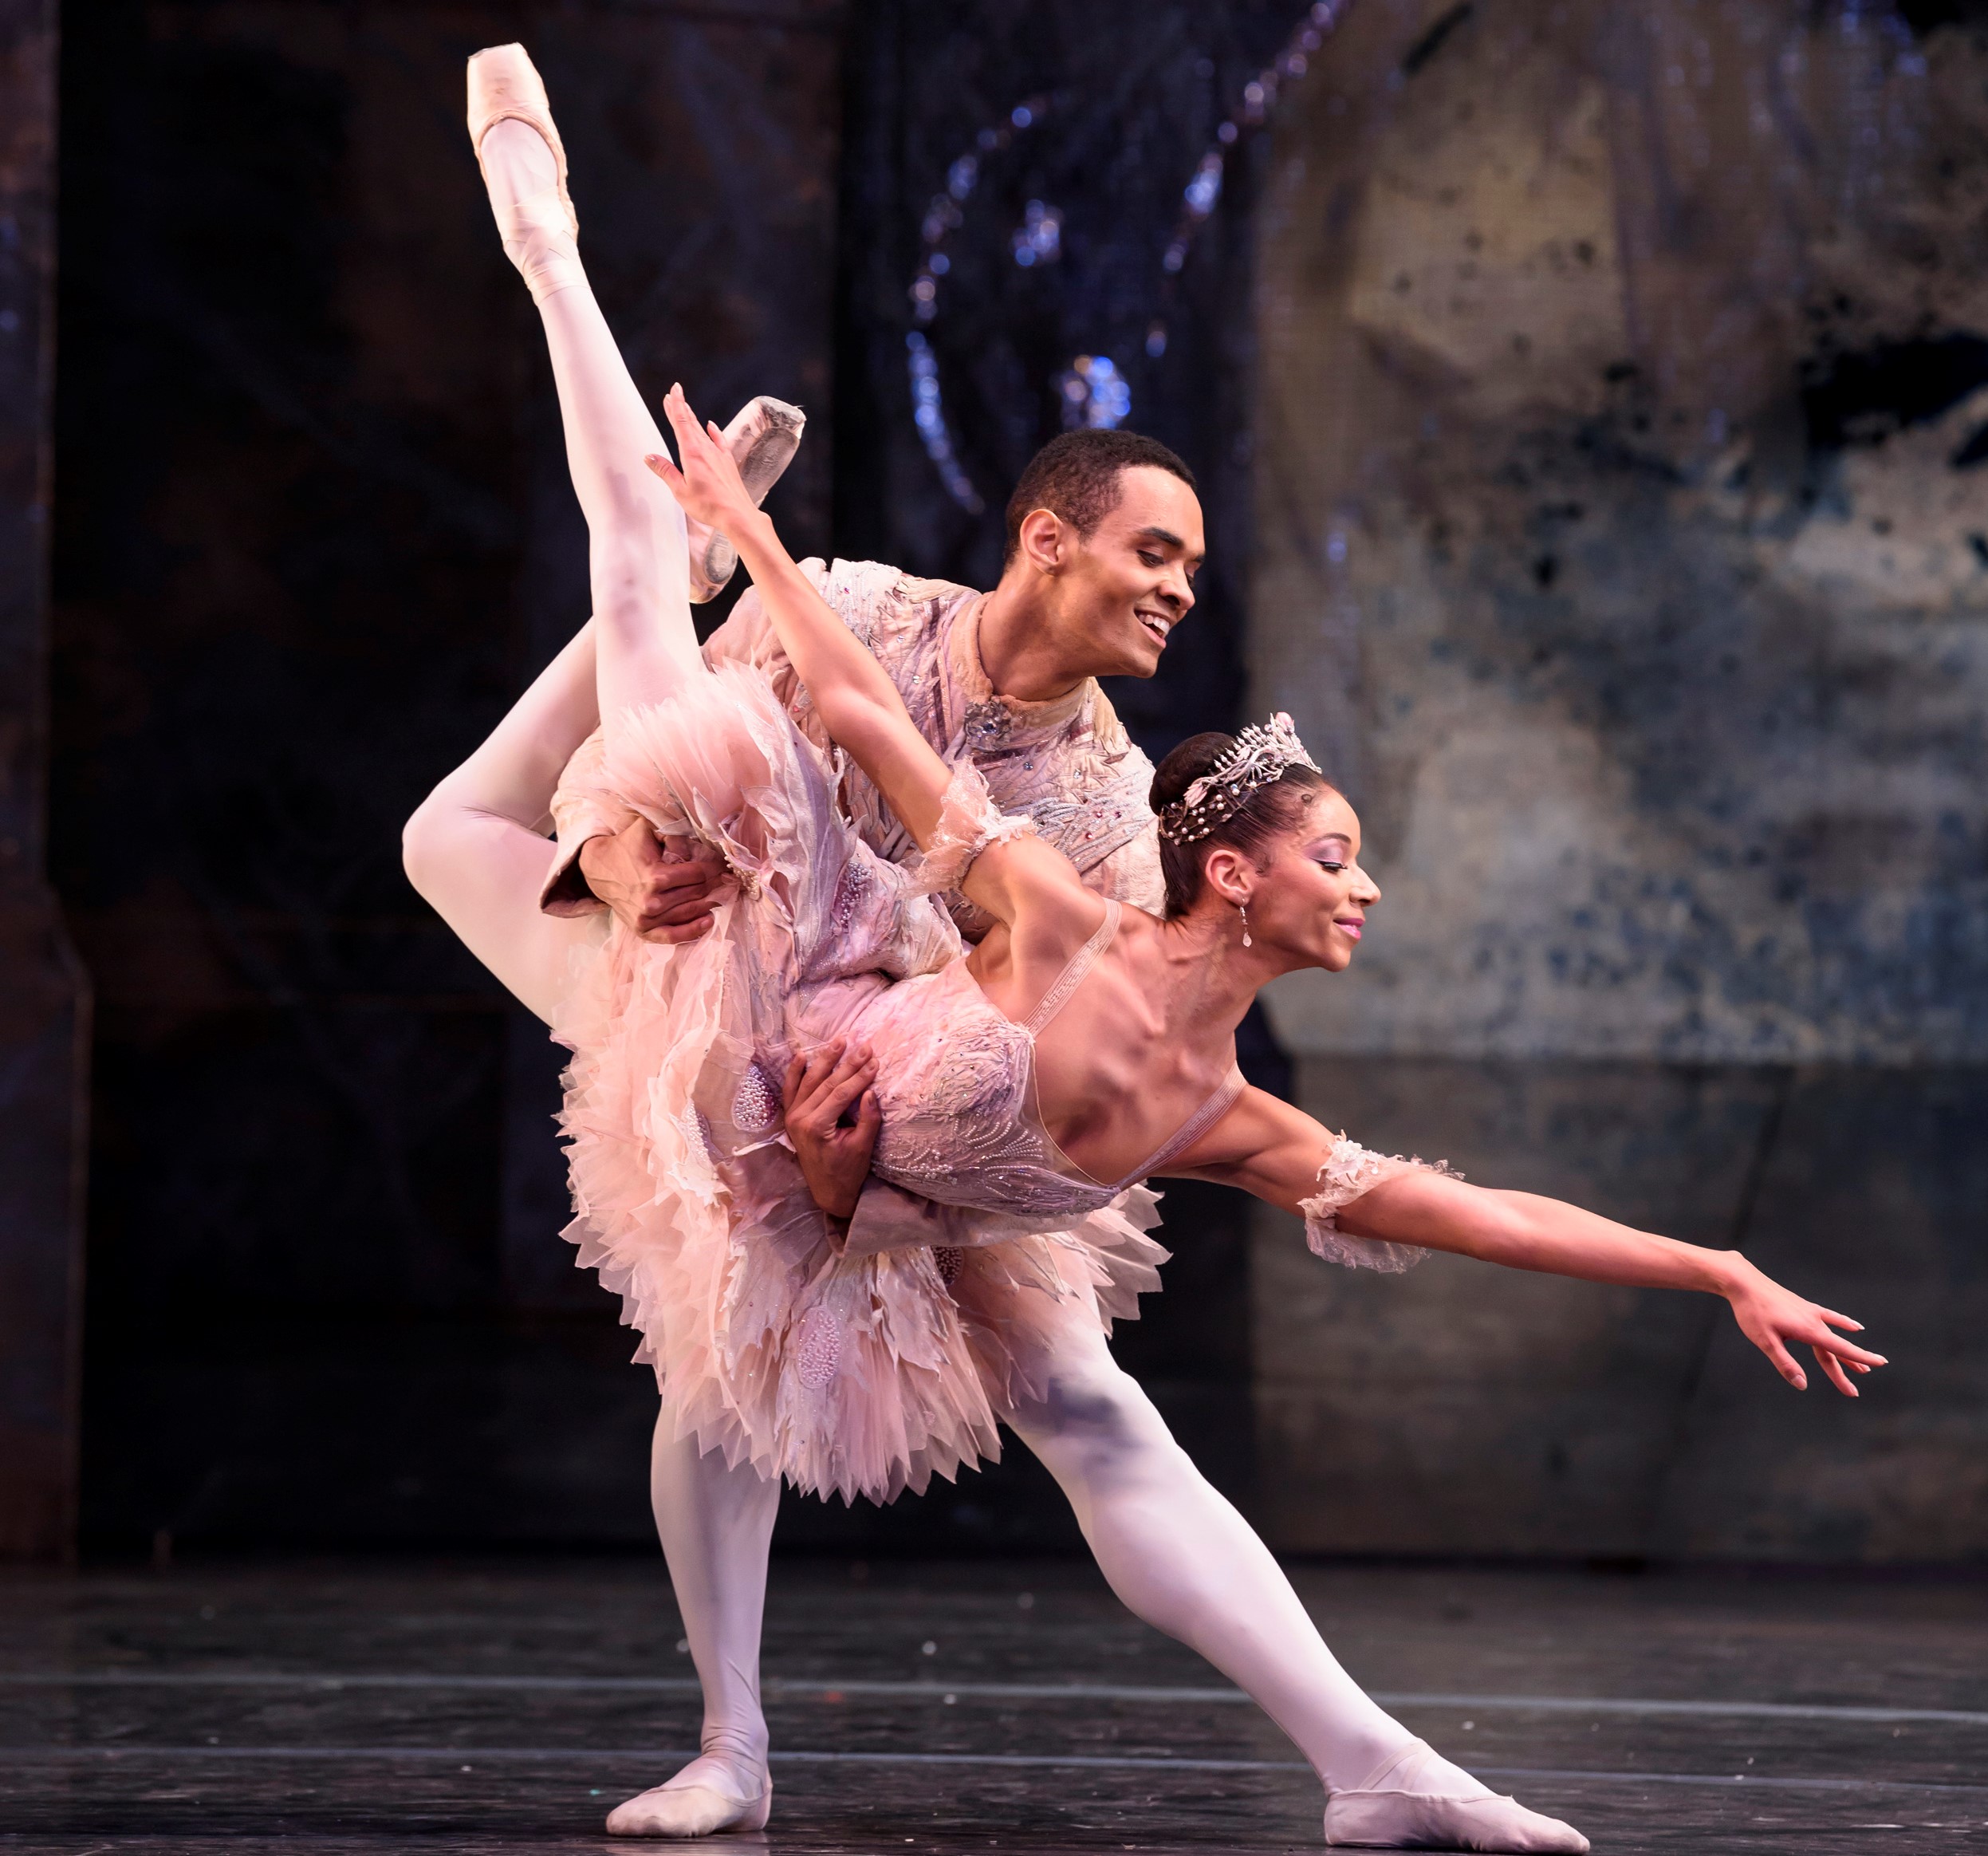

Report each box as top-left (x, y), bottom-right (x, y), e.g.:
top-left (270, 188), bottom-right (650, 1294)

top-left (1156, 712), bottom-right (1323, 845)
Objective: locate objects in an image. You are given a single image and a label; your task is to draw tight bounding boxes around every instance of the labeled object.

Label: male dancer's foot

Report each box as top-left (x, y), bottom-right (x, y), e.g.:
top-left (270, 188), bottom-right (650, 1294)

top-left (1324, 1740), bottom-right (1589, 1852)
top-left (468, 42), bottom-right (803, 605)
top-left (601, 1429), bottom-right (779, 1838)
top-left (605, 1749), bottom-right (771, 1839)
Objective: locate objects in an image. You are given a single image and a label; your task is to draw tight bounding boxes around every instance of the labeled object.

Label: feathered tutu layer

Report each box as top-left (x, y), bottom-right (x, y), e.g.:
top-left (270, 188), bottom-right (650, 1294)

top-left (551, 664), bottom-right (1167, 1504)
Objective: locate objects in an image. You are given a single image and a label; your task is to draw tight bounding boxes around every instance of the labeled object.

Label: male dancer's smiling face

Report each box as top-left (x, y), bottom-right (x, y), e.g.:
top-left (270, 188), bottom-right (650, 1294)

top-left (1033, 465), bottom-right (1206, 680)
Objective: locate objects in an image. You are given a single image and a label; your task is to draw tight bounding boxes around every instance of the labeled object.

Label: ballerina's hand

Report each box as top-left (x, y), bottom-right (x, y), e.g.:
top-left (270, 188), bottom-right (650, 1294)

top-left (782, 1038), bottom-right (882, 1224)
top-left (1724, 1256), bottom-right (1886, 1396)
top-left (646, 385), bottom-right (760, 535)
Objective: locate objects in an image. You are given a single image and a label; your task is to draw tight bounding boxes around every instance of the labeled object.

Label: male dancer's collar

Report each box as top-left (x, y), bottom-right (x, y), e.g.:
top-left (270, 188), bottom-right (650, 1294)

top-left (947, 594), bottom-right (1094, 748)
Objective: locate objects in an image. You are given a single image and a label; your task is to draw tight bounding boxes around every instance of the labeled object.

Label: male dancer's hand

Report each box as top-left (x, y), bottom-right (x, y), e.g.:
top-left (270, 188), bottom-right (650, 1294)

top-left (579, 817), bottom-right (730, 943)
top-left (783, 1038), bottom-right (882, 1224)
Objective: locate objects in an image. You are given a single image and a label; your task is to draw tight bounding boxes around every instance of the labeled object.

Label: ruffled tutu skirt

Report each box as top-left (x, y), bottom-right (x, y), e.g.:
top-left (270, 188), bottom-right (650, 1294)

top-left (552, 664), bottom-right (1167, 1504)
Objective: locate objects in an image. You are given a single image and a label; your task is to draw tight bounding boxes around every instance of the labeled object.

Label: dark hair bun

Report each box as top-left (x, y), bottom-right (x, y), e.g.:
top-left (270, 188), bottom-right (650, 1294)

top-left (1150, 731), bottom-right (1238, 814)
top-left (1148, 729), bottom-right (1333, 917)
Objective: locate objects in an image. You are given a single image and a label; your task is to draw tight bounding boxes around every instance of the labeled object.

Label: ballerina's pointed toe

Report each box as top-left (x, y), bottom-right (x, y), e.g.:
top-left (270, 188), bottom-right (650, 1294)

top-left (686, 395), bottom-right (808, 603)
top-left (1324, 1787), bottom-right (1589, 1853)
top-left (466, 42), bottom-right (577, 237)
top-left (604, 1777), bottom-right (773, 1838)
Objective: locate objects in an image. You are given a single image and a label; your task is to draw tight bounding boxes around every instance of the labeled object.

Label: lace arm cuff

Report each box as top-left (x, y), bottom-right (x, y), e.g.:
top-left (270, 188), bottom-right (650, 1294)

top-left (902, 761), bottom-right (1035, 897)
top-left (1299, 1138), bottom-right (1459, 1275)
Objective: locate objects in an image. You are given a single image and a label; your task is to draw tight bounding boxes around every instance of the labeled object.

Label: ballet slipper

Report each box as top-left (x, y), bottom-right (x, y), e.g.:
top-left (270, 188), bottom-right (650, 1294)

top-left (1324, 1787), bottom-right (1590, 1852)
top-left (1325, 1740), bottom-right (1587, 1851)
top-left (604, 1775), bottom-right (773, 1838)
top-left (687, 396), bottom-right (807, 603)
top-left (466, 44), bottom-right (585, 303)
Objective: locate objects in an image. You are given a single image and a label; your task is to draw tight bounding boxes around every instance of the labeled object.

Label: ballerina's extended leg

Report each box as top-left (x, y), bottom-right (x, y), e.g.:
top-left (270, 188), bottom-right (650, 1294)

top-left (474, 119), bottom-right (697, 709)
top-left (469, 44), bottom-right (802, 613)
top-left (402, 623), bottom-right (603, 1025)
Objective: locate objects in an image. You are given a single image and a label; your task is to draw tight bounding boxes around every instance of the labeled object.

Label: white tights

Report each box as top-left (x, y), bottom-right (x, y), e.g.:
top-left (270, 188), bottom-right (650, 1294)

top-left (644, 1294), bottom-right (1466, 1802)
top-left (405, 110), bottom-right (1489, 1816)
top-left (1003, 1307), bottom-right (1428, 1795)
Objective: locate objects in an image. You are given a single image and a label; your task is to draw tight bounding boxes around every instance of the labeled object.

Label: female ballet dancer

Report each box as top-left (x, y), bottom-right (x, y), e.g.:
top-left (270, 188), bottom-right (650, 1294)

top-left (415, 44), bottom-right (1882, 1852)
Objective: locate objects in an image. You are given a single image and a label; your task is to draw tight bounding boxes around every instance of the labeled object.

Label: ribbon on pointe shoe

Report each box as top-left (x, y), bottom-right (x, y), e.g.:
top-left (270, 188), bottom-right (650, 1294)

top-left (492, 185), bottom-right (585, 305)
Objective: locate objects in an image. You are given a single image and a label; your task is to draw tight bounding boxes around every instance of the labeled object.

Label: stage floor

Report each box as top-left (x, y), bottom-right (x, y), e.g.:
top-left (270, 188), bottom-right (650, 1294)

top-left (1, 1556), bottom-right (1982, 1854)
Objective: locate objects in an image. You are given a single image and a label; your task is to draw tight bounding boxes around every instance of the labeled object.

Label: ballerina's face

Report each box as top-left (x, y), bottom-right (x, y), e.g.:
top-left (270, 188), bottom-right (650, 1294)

top-left (1044, 467), bottom-right (1206, 679)
top-left (1239, 787), bottom-right (1380, 974)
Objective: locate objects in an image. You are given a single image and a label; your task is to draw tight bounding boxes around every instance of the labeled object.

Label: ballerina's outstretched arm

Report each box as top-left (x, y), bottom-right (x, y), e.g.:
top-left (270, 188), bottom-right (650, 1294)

top-left (1173, 1082), bottom-right (1886, 1397)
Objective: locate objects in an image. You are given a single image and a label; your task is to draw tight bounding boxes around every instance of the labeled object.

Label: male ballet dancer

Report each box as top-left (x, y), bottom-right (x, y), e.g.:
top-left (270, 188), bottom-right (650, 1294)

top-left (407, 45), bottom-right (1585, 1850)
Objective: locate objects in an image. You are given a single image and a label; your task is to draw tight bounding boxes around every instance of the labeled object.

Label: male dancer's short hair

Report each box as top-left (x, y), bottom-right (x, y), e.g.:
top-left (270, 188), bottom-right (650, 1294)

top-left (1002, 429), bottom-right (1197, 564)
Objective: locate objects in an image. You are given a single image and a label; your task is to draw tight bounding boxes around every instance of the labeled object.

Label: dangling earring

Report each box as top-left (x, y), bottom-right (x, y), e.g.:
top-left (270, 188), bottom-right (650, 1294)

top-left (1238, 900), bottom-right (1252, 948)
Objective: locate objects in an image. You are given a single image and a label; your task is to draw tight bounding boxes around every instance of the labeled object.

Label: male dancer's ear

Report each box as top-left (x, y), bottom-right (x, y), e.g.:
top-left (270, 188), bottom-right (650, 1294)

top-left (577, 817), bottom-right (730, 943)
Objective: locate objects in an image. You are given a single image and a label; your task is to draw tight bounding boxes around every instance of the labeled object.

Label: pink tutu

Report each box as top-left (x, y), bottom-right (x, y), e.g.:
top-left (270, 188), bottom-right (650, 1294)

top-left (552, 665), bottom-right (1167, 1504)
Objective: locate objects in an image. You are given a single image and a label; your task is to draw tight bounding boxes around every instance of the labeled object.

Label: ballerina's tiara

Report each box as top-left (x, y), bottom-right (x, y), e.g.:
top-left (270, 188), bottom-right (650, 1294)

top-left (1156, 713), bottom-right (1324, 845)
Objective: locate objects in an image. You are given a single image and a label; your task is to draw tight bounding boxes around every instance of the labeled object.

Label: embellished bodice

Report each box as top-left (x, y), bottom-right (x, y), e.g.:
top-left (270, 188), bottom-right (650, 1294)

top-left (852, 900), bottom-right (1246, 1220)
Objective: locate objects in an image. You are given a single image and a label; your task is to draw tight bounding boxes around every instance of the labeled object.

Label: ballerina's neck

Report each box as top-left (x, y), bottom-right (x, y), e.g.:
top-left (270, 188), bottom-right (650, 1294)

top-left (1141, 909), bottom-right (1270, 1036)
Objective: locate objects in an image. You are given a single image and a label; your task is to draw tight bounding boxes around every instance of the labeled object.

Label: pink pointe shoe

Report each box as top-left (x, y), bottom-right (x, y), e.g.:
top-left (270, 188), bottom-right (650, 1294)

top-left (466, 43), bottom-right (576, 234)
top-left (604, 1773), bottom-right (772, 1838)
top-left (1324, 1741), bottom-right (1589, 1852)
top-left (687, 396), bottom-right (807, 602)
top-left (466, 44), bottom-right (582, 304)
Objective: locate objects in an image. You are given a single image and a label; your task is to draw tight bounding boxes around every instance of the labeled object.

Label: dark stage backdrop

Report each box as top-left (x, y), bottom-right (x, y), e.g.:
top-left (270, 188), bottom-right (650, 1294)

top-left (49, 0), bottom-right (1296, 1555)
top-left (53, 0), bottom-right (850, 1553)
top-left (38, 0), bottom-right (1988, 1565)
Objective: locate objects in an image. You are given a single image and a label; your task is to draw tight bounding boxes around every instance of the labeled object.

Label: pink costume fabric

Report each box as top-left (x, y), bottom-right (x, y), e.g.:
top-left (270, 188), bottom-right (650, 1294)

top-left (540, 560), bottom-right (1162, 936)
top-left (545, 571), bottom-right (1443, 1506)
top-left (553, 664), bottom-right (1171, 1505)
